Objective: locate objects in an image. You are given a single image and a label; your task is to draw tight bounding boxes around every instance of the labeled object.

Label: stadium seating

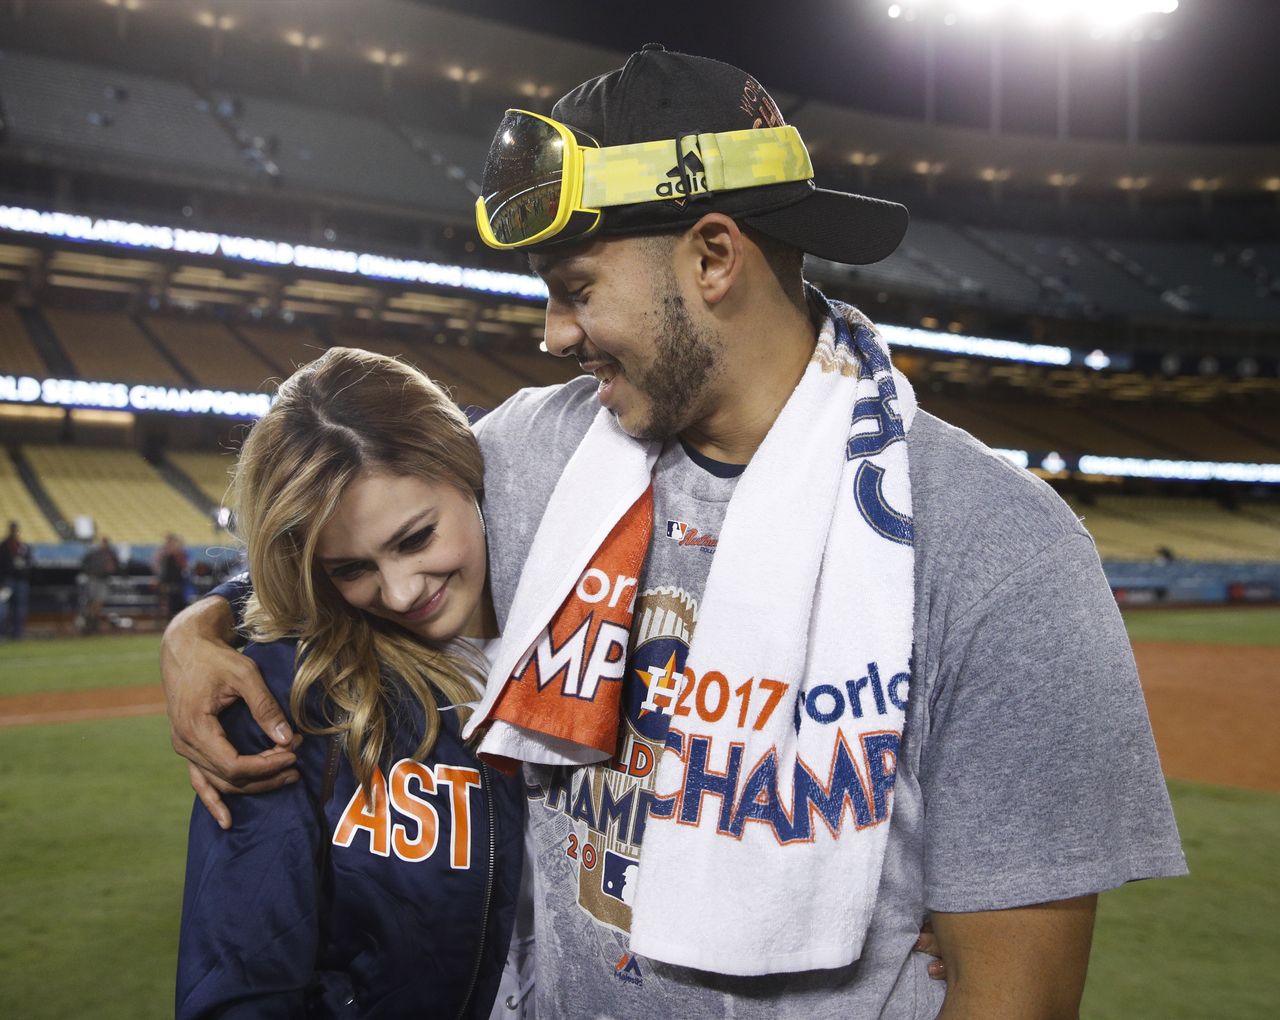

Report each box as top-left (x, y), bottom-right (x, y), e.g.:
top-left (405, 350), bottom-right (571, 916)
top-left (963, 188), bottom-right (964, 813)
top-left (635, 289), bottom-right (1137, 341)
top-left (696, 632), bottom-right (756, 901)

top-left (0, 304), bottom-right (47, 377)
top-left (144, 316), bottom-right (281, 392)
top-left (209, 92), bottom-right (474, 215)
top-left (404, 344), bottom-right (511, 410)
top-left (22, 444), bottom-right (223, 545)
top-left (165, 450), bottom-right (238, 512)
top-left (42, 308), bottom-right (186, 386)
top-left (1097, 403), bottom-right (1280, 462)
top-left (331, 331), bottom-right (431, 367)
top-left (976, 229), bottom-right (1170, 318)
top-left (234, 323), bottom-right (326, 377)
top-left (0, 452), bottom-right (60, 543)
top-left (0, 50), bottom-right (248, 180)
top-left (489, 349), bottom-right (583, 390)
top-left (916, 392), bottom-right (1051, 450)
top-left (1112, 241), bottom-right (1280, 322)
top-left (1066, 493), bottom-right (1280, 562)
top-left (890, 221), bottom-right (1044, 309)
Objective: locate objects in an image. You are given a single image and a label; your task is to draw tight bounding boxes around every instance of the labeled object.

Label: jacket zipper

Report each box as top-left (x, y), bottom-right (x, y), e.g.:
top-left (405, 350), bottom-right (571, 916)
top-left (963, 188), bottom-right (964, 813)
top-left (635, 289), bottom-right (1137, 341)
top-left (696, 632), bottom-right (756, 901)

top-left (455, 762), bottom-right (497, 1020)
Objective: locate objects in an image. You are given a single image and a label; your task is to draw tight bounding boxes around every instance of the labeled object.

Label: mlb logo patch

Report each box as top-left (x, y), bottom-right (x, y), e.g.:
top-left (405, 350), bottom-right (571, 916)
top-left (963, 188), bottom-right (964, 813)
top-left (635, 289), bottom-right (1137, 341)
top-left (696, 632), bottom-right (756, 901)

top-left (666, 520), bottom-right (689, 542)
top-left (601, 850), bottom-right (639, 905)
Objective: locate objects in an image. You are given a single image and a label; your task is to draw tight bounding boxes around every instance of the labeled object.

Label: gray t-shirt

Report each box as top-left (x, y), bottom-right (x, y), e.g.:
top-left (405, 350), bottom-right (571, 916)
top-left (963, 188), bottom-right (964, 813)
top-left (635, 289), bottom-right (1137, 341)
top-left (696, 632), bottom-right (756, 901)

top-left (477, 376), bottom-right (1186, 1019)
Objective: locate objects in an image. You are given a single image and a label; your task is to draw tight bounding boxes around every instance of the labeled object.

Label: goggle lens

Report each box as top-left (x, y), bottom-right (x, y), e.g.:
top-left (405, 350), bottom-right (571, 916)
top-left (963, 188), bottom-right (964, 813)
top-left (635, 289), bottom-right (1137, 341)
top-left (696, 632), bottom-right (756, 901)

top-left (480, 111), bottom-right (570, 246)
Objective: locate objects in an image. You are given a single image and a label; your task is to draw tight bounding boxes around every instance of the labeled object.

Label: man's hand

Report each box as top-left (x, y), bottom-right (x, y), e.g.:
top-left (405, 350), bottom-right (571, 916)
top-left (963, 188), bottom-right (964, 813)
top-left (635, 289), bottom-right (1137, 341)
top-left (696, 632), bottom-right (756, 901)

top-left (932, 895), bottom-right (1097, 1019)
top-left (913, 916), bottom-right (946, 981)
top-left (162, 596), bottom-right (300, 830)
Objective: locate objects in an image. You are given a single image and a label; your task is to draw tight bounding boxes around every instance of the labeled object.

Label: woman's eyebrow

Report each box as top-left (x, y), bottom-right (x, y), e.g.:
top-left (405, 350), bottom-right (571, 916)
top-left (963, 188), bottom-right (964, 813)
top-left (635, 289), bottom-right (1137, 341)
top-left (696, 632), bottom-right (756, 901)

top-left (378, 510), bottom-right (433, 552)
top-left (317, 510), bottom-right (433, 565)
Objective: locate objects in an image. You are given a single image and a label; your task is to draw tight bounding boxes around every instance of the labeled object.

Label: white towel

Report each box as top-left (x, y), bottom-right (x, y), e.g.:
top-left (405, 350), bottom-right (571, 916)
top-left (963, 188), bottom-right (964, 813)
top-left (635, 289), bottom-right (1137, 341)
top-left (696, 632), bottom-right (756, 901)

top-left (464, 409), bottom-right (660, 767)
top-left (468, 296), bottom-right (916, 976)
top-left (629, 300), bottom-right (916, 974)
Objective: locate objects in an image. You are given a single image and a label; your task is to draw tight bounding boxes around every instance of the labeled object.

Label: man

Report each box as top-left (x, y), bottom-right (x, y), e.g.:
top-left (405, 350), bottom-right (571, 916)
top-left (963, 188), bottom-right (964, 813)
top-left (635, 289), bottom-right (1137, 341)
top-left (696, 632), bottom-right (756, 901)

top-left (0, 521), bottom-right (32, 640)
top-left (164, 47), bottom-right (1184, 1018)
top-left (153, 532), bottom-right (189, 620)
top-left (80, 534), bottom-right (118, 634)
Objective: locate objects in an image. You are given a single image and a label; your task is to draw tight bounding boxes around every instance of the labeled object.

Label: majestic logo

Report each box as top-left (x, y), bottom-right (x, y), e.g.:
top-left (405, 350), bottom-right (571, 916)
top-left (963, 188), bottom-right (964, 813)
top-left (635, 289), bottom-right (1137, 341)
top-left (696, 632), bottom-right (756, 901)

top-left (656, 149), bottom-right (707, 204)
top-left (614, 953), bottom-right (644, 986)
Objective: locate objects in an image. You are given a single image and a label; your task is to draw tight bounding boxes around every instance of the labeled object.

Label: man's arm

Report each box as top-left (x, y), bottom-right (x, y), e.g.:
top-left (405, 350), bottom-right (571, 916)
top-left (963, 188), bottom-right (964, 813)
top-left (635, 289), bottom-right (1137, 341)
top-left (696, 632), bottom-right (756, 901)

top-left (161, 595), bottom-right (299, 829)
top-left (932, 896), bottom-right (1096, 1020)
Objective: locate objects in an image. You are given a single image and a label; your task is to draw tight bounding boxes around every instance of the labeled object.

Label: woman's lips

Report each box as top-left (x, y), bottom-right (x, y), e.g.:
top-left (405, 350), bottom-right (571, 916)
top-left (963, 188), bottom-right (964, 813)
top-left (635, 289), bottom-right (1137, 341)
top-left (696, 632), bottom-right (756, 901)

top-left (401, 576), bottom-right (449, 623)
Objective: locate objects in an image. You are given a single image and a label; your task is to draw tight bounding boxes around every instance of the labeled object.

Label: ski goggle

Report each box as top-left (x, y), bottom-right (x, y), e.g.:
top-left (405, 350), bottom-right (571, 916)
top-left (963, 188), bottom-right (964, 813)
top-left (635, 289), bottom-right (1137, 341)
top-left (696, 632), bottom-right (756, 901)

top-left (475, 109), bottom-right (815, 250)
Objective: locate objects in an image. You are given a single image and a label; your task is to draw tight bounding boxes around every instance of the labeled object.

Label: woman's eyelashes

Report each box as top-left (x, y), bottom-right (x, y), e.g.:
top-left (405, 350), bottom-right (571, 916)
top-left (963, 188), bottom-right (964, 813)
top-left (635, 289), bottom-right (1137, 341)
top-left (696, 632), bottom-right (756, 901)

top-left (328, 560), bottom-right (369, 582)
top-left (325, 525), bottom-right (435, 581)
top-left (398, 524), bottom-right (435, 553)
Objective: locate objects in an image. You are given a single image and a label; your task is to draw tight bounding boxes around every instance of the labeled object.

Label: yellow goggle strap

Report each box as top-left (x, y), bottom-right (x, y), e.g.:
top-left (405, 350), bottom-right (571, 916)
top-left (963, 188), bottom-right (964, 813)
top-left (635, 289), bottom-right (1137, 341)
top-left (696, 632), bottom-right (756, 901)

top-left (579, 125), bottom-right (813, 209)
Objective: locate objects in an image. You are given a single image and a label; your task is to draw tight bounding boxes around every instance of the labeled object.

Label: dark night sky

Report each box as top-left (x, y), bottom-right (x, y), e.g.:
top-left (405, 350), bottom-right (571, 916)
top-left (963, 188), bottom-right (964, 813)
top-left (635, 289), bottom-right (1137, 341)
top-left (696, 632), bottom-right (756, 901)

top-left (421, 0), bottom-right (1280, 146)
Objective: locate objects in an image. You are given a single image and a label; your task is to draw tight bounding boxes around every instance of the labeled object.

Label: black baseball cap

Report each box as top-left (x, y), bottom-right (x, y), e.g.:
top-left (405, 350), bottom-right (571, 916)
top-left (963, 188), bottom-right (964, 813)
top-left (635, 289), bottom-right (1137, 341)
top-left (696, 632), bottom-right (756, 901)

top-left (549, 44), bottom-right (908, 265)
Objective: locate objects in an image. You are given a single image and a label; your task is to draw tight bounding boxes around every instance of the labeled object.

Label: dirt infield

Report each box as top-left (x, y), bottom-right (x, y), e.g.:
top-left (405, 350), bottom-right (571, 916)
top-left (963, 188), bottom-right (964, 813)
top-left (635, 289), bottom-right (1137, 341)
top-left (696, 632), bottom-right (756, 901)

top-left (0, 684), bottom-right (166, 728)
top-left (0, 643), bottom-right (1275, 792)
top-left (1133, 641), bottom-right (1280, 793)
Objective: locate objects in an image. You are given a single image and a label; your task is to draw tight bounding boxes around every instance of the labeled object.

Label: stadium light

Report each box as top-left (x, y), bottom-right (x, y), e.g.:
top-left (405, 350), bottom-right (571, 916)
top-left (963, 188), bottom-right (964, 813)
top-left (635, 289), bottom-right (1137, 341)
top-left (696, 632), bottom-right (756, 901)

top-left (889, 1), bottom-right (1178, 27)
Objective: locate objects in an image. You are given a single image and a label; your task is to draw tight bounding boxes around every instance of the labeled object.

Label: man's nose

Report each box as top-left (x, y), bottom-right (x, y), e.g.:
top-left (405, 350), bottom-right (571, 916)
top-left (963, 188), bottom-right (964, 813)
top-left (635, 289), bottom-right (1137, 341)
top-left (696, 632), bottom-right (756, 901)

top-left (543, 303), bottom-right (584, 358)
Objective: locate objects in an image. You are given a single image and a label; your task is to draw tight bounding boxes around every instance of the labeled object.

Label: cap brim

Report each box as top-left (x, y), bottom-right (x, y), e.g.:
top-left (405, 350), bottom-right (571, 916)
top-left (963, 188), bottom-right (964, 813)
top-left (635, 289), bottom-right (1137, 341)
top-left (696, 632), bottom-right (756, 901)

top-left (745, 188), bottom-right (908, 265)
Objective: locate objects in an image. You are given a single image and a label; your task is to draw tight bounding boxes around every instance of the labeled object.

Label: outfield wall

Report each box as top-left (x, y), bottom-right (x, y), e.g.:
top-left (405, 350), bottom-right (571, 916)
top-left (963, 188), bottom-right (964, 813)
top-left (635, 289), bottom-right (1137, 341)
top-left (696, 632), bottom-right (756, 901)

top-left (1105, 561), bottom-right (1280, 606)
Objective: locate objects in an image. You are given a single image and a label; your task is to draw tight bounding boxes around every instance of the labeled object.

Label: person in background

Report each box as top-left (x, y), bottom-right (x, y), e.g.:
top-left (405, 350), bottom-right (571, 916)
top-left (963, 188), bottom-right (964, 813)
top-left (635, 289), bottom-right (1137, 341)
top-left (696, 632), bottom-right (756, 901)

top-left (80, 535), bottom-right (118, 634)
top-left (176, 347), bottom-right (521, 1018)
top-left (0, 521), bottom-right (33, 640)
top-left (153, 532), bottom-right (189, 620)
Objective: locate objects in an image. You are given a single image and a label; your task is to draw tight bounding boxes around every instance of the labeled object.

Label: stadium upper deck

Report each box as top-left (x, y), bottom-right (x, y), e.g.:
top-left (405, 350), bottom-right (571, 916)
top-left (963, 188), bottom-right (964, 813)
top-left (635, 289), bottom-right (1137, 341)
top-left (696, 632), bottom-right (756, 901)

top-left (0, 2), bottom-right (1275, 611)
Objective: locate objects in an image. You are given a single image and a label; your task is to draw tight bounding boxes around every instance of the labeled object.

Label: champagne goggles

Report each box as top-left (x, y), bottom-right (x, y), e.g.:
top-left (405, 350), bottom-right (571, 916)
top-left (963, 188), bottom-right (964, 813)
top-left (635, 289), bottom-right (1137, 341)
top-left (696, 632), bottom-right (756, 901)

top-left (475, 108), bottom-right (815, 250)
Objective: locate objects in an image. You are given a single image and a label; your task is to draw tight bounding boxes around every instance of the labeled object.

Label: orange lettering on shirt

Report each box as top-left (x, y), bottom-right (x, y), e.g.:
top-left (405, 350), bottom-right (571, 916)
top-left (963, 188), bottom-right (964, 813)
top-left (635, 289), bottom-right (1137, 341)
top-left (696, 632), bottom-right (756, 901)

top-left (436, 765), bottom-right (482, 870)
top-left (333, 767), bottom-right (390, 857)
top-left (389, 759), bottom-right (440, 863)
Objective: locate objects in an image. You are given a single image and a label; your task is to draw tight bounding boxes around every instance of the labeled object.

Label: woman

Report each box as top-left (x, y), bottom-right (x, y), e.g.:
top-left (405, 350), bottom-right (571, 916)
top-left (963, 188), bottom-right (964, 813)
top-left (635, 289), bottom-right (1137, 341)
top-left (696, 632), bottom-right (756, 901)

top-left (176, 348), bottom-right (522, 1019)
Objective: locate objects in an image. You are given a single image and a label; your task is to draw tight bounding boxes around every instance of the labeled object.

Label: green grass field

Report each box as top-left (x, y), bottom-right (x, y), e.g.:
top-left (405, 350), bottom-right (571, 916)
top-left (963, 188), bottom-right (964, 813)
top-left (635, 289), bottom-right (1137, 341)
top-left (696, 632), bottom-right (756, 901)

top-left (0, 633), bottom-right (162, 695)
top-left (1121, 606), bottom-right (1280, 646)
top-left (1, 611), bottom-right (1276, 1017)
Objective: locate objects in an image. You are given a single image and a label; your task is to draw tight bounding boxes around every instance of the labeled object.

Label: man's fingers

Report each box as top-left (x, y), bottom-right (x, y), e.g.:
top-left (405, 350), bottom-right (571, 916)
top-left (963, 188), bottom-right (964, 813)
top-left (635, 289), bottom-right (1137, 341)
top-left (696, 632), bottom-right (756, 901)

top-left (912, 919), bottom-right (945, 981)
top-left (187, 759), bottom-right (300, 829)
top-left (241, 677), bottom-right (293, 747)
top-left (188, 762), bottom-right (232, 831)
top-left (229, 769), bottom-right (302, 796)
top-left (197, 723), bottom-right (298, 786)
top-left (912, 931), bottom-right (941, 956)
top-left (196, 756), bottom-right (300, 795)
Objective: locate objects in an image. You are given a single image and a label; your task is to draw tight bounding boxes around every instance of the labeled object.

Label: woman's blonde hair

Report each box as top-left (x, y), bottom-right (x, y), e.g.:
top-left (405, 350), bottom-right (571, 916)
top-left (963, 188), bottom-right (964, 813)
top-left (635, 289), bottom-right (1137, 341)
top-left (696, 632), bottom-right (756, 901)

top-left (232, 346), bottom-right (484, 788)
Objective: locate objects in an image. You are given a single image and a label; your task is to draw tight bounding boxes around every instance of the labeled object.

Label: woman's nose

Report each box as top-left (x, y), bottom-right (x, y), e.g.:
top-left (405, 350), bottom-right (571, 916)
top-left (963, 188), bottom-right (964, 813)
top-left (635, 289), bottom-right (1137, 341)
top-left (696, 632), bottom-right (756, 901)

top-left (379, 563), bottom-right (425, 613)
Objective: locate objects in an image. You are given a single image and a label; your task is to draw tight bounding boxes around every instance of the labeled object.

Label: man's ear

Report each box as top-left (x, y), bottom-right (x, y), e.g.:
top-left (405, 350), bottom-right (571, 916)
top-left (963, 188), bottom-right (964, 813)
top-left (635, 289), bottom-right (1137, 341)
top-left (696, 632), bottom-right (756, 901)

top-left (685, 213), bottom-right (745, 306)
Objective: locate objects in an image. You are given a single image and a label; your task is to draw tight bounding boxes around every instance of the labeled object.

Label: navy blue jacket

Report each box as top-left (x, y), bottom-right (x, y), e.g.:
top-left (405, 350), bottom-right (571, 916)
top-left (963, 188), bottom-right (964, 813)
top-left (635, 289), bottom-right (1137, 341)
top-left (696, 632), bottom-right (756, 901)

top-left (177, 638), bottom-right (522, 1019)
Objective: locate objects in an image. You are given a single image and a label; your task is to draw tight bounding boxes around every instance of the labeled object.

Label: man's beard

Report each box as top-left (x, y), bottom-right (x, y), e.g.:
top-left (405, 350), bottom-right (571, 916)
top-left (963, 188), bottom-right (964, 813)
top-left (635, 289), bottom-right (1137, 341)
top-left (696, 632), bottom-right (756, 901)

top-left (624, 283), bottom-right (719, 441)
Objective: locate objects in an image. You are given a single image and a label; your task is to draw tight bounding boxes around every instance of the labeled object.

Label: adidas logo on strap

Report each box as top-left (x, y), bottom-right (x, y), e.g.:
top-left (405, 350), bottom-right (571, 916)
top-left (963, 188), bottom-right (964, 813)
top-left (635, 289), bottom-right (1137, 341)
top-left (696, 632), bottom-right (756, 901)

top-left (656, 148), bottom-right (708, 199)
